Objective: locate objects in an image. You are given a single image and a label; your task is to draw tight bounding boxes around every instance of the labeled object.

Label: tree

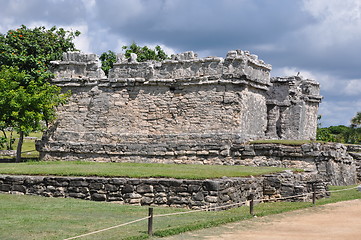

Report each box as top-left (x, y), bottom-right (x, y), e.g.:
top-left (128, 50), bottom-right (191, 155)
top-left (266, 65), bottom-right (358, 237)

top-left (0, 25), bottom-right (79, 162)
top-left (351, 112), bottom-right (361, 127)
top-left (122, 42), bottom-right (168, 62)
top-left (99, 50), bottom-right (116, 76)
top-left (99, 44), bottom-right (169, 76)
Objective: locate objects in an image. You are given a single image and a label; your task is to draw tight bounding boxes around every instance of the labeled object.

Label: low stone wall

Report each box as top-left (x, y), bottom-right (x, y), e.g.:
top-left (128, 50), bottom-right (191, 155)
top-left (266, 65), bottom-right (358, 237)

top-left (0, 171), bottom-right (328, 209)
top-left (232, 142), bottom-right (357, 186)
top-left (0, 150), bottom-right (16, 156)
top-left (37, 142), bottom-right (357, 186)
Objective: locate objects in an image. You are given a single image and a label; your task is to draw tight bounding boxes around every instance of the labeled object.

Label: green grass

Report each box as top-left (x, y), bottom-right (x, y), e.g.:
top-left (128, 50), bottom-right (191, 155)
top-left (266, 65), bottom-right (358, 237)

top-left (0, 131), bottom-right (41, 159)
top-left (0, 161), bottom-right (290, 179)
top-left (0, 185), bottom-right (359, 240)
top-left (249, 139), bottom-right (325, 145)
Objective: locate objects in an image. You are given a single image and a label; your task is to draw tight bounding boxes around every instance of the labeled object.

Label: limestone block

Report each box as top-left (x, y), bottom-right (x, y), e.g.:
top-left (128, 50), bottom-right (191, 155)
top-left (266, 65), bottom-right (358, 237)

top-left (203, 181), bottom-right (220, 191)
top-left (136, 184), bottom-right (153, 193)
top-left (91, 193), bottom-right (107, 201)
top-left (0, 184), bottom-right (11, 192)
top-left (205, 196), bottom-right (218, 203)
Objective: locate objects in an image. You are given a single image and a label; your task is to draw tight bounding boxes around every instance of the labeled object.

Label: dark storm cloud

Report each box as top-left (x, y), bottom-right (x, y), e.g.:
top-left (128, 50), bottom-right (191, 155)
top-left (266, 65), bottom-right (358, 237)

top-left (0, 0), bottom-right (87, 26)
top-left (94, 0), bottom-right (314, 54)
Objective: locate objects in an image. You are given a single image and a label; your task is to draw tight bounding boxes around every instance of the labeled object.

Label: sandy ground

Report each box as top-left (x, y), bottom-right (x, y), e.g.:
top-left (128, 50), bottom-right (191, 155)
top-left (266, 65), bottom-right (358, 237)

top-left (159, 199), bottom-right (361, 240)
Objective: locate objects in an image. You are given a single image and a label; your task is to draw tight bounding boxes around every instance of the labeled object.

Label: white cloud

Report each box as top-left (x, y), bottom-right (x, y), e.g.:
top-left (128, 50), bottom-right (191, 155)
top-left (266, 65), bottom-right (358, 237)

top-left (272, 66), bottom-right (361, 98)
top-left (301, 0), bottom-right (361, 48)
top-left (251, 44), bottom-right (279, 52)
top-left (71, 25), bottom-right (92, 53)
top-left (319, 100), bottom-right (360, 126)
top-left (272, 65), bottom-right (361, 127)
top-left (95, 0), bottom-right (147, 27)
top-left (343, 79), bottom-right (361, 96)
top-left (27, 21), bottom-right (52, 29)
top-left (0, 18), bottom-right (17, 33)
top-left (271, 67), bottom-right (337, 92)
top-left (81, 0), bottom-right (96, 10)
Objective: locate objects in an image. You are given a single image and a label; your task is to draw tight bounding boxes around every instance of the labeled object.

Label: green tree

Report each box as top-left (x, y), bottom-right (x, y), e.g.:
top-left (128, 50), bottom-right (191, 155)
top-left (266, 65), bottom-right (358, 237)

top-left (316, 128), bottom-right (335, 142)
top-left (0, 25), bottom-right (79, 162)
top-left (0, 25), bottom-right (80, 85)
top-left (99, 50), bottom-right (116, 76)
top-left (0, 66), bottom-right (69, 162)
top-left (122, 42), bottom-right (168, 62)
top-left (351, 112), bottom-right (361, 127)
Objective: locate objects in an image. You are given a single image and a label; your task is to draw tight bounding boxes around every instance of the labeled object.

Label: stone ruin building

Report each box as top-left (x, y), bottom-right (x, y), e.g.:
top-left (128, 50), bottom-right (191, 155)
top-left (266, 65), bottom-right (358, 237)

top-left (37, 50), bottom-right (323, 165)
top-left (1, 49), bottom-right (359, 208)
top-left (8, 49), bottom-right (358, 209)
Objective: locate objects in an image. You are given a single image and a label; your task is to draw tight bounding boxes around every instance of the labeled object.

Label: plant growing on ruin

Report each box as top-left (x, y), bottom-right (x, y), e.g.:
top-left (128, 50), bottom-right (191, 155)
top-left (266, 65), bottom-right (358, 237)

top-left (0, 25), bottom-right (79, 162)
top-left (100, 44), bottom-right (169, 76)
top-left (122, 42), bottom-right (168, 62)
top-left (99, 50), bottom-right (116, 76)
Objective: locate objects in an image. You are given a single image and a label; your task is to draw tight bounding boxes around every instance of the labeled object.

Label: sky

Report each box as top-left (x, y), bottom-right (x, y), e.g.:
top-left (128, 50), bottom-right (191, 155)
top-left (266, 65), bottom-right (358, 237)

top-left (0, 0), bottom-right (360, 127)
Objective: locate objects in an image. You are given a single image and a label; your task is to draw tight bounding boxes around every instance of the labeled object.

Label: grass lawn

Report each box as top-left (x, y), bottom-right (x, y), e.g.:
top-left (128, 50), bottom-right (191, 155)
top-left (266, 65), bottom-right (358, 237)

top-left (0, 131), bottom-right (42, 159)
top-left (0, 161), bottom-right (291, 179)
top-left (0, 185), bottom-right (360, 240)
top-left (249, 139), bottom-right (325, 145)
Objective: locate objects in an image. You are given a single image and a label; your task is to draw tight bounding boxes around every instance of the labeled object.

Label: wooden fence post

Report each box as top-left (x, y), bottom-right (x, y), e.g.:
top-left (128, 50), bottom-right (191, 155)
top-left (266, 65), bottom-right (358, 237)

top-left (312, 184), bottom-right (316, 205)
top-left (148, 207), bottom-right (153, 236)
top-left (250, 194), bottom-right (254, 216)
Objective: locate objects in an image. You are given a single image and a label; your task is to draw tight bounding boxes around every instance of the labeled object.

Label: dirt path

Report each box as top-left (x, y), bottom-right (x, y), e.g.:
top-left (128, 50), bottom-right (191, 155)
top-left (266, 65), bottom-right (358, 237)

top-left (159, 199), bottom-right (361, 240)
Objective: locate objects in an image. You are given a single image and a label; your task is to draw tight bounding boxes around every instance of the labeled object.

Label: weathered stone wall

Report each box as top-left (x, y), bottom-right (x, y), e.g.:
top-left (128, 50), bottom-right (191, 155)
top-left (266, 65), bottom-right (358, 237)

top-left (230, 142), bottom-right (357, 186)
top-left (37, 142), bottom-right (357, 186)
top-left (0, 171), bottom-right (328, 209)
top-left (37, 50), bottom-right (322, 163)
top-left (266, 77), bottom-right (321, 140)
top-left (347, 144), bottom-right (361, 181)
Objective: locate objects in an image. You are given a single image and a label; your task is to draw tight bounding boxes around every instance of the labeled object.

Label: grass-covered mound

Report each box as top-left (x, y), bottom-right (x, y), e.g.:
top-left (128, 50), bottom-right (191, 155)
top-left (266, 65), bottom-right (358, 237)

top-left (0, 161), bottom-right (291, 179)
top-left (249, 139), bottom-right (324, 145)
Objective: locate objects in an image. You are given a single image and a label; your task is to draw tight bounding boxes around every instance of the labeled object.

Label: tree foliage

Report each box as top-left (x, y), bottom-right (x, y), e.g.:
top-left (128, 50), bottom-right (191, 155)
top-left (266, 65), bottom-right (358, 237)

top-left (0, 25), bottom-right (80, 85)
top-left (122, 42), bottom-right (168, 62)
top-left (316, 112), bottom-right (361, 144)
top-left (351, 112), bottom-right (361, 128)
top-left (99, 50), bottom-right (116, 76)
top-left (0, 25), bottom-right (79, 161)
top-left (99, 43), bottom-right (169, 77)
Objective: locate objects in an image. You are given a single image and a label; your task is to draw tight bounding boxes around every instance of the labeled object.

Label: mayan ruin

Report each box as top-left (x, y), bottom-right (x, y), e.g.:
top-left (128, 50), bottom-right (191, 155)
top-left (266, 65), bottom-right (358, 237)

top-left (37, 50), bottom-right (322, 164)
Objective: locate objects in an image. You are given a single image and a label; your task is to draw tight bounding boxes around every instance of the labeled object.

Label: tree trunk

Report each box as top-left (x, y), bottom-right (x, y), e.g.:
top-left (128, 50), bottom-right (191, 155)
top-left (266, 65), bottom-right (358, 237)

top-left (16, 131), bottom-right (24, 163)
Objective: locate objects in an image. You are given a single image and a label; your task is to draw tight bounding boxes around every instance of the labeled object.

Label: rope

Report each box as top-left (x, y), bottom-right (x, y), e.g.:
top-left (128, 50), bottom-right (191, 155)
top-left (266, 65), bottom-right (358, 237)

top-left (326, 186), bottom-right (359, 193)
top-left (63, 216), bottom-right (150, 240)
top-left (63, 185), bottom-right (360, 239)
top-left (153, 200), bottom-right (249, 218)
top-left (256, 192), bottom-right (309, 203)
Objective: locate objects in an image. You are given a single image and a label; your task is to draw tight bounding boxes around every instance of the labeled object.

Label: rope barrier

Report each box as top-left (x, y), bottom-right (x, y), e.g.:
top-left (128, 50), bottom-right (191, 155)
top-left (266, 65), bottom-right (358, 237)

top-left (153, 200), bottom-right (249, 218)
top-left (63, 216), bottom-right (150, 240)
top-left (255, 192), bottom-right (310, 203)
top-left (63, 185), bottom-right (360, 239)
top-left (326, 186), bottom-right (359, 193)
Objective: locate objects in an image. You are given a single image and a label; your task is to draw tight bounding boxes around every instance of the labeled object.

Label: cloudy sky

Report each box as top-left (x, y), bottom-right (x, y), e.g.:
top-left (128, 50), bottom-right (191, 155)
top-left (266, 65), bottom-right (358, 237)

top-left (1, 0), bottom-right (360, 127)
